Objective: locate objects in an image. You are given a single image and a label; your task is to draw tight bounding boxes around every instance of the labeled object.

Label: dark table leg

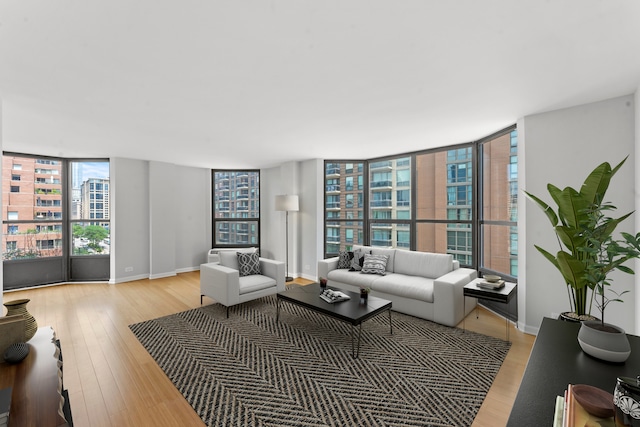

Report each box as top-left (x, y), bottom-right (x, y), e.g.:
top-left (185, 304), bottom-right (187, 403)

top-left (351, 323), bottom-right (363, 359)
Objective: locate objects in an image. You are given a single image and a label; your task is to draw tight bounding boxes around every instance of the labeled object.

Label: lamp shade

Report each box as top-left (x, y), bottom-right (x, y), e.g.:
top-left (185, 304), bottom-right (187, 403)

top-left (275, 195), bottom-right (299, 212)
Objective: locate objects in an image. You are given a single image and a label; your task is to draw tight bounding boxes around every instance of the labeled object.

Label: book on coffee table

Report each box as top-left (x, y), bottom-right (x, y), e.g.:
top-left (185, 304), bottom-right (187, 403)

top-left (320, 289), bottom-right (351, 303)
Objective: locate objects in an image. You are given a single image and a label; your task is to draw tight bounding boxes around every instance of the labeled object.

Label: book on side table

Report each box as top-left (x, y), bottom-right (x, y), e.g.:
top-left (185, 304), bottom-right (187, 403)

top-left (476, 280), bottom-right (505, 290)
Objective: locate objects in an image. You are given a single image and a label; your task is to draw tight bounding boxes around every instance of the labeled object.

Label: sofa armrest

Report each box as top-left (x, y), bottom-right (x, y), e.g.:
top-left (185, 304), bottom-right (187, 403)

top-left (317, 257), bottom-right (339, 281)
top-left (200, 263), bottom-right (241, 306)
top-left (432, 267), bottom-right (477, 327)
top-left (259, 257), bottom-right (286, 292)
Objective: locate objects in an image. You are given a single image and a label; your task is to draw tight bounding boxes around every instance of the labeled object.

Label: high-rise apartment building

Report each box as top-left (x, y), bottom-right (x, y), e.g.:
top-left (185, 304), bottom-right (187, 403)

top-left (2, 156), bottom-right (63, 259)
top-left (80, 178), bottom-right (110, 221)
top-left (213, 171), bottom-right (260, 245)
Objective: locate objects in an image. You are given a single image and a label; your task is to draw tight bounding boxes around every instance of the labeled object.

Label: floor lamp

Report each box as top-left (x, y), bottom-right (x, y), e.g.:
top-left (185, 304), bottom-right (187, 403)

top-left (275, 194), bottom-right (299, 282)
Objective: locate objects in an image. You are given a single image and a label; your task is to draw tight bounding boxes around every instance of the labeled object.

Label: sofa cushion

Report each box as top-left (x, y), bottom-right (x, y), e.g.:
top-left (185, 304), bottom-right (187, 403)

top-left (237, 252), bottom-right (261, 276)
top-left (337, 251), bottom-right (353, 269)
top-left (238, 274), bottom-right (276, 294)
top-left (394, 250), bottom-right (453, 279)
top-left (361, 254), bottom-right (389, 275)
top-left (327, 269), bottom-right (381, 288)
top-left (371, 273), bottom-right (435, 303)
top-left (370, 247), bottom-right (396, 272)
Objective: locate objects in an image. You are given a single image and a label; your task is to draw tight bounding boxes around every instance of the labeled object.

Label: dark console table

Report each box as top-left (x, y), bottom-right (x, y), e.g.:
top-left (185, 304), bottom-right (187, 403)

top-left (507, 317), bottom-right (640, 426)
top-left (0, 327), bottom-right (71, 427)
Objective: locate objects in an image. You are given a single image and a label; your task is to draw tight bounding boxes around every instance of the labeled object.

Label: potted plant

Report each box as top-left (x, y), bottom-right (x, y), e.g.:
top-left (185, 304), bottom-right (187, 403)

top-left (575, 201), bottom-right (640, 362)
top-left (360, 286), bottom-right (370, 301)
top-left (524, 157), bottom-right (628, 321)
top-left (526, 157), bottom-right (639, 362)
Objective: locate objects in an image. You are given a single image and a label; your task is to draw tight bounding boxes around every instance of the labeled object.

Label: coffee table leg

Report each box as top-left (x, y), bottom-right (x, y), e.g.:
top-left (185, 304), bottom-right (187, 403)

top-left (388, 308), bottom-right (393, 335)
top-left (351, 323), bottom-right (362, 359)
top-left (276, 298), bottom-right (280, 322)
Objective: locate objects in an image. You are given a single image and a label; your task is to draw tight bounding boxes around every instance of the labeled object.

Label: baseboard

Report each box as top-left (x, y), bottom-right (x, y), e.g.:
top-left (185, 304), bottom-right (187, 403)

top-left (110, 273), bottom-right (149, 284)
top-left (149, 271), bottom-right (178, 280)
top-left (176, 266), bottom-right (200, 274)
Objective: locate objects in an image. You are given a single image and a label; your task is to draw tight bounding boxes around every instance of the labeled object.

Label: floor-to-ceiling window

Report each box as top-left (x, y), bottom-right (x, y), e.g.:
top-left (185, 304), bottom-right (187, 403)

top-left (369, 157), bottom-right (411, 249)
top-left (2, 154), bottom-right (110, 289)
top-left (323, 125), bottom-right (517, 279)
top-left (324, 162), bottom-right (365, 253)
top-left (68, 160), bottom-right (111, 281)
top-left (415, 145), bottom-right (474, 265)
top-left (212, 170), bottom-right (260, 248)
top-left (479, 128), bottom-right (518, 280)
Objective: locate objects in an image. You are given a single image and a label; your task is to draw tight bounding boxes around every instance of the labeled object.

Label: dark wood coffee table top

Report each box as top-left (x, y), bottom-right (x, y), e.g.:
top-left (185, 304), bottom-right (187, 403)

top-left (277, 284), bottom-right (391, 325)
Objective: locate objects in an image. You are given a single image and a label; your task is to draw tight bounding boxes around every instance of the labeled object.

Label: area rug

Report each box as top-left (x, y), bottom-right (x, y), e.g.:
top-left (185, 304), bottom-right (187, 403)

top-left (129, 295), bottom-right (511, 427)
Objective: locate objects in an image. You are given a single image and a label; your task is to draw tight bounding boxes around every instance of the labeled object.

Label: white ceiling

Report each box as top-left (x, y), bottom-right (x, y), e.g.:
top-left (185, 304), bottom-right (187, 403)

top-left (1, 1), bottom-right (640, 169)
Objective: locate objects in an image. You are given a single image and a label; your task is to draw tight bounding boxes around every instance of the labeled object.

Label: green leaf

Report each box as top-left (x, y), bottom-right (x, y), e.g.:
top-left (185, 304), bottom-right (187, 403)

top-left (534, 245), bottom-right (560, 270)
top-left (549, 186), bottom-right (587, 229)
top-left (524, 190), bottom-right (558, 227)
top-left (557, 250), bottom-right (588, 290)
top-left (617, 265), bottom-right (635, 274)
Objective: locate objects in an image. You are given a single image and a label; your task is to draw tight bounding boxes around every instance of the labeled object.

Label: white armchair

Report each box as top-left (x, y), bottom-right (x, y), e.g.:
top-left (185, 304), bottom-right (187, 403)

top-left (200, 251), bottom-right (285, 317)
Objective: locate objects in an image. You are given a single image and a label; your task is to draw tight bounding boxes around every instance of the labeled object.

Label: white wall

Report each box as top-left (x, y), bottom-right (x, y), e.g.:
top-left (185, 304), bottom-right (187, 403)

top-left (521, 94), bottom-right (636, 334)
top-left (174, 165), bottom-right (211, 272)
top-left (111, 158), bottom-right (211, 283)
top-left (299, 159), bottom-right (324, 281)
top-left (111, 157), bottom-right (151, 283)
top-left (261, 159), bottom-right (323, 281)
top-left (149, 161), bottom-right (177, 279)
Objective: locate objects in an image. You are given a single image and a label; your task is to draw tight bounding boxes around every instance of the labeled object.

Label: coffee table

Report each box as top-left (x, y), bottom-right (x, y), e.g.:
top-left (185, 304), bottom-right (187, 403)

top-left (276, 284), bottom-right (392, 358)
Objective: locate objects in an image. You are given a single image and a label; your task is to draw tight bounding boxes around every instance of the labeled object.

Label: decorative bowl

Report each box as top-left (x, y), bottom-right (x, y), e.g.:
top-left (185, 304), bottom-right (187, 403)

top-left (484, 275), bottom-right (501, 283)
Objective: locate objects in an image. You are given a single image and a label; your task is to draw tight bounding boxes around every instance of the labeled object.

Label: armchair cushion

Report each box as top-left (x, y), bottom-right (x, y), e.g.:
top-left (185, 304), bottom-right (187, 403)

top-left (220, 251), bottom-right (240, 270)
top-left (239, 274), bottom-right (276, 294)
top-left (237, 252), bottom-right (261, 276)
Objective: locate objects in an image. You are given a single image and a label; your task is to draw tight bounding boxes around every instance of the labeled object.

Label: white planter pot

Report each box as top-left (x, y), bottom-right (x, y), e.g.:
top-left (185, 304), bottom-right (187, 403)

top-left (578, 320), bottom-right (631, 363)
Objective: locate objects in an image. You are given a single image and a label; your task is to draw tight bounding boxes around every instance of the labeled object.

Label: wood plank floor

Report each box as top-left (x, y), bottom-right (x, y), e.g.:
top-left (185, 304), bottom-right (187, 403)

top-left (2, 272), bottom-right (534, 426)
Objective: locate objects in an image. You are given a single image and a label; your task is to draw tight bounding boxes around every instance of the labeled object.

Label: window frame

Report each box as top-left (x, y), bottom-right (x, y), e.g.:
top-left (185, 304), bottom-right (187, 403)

top-left (323, 124), bottom-right (517, 280)
top-left (211, 169), bottom-right (261, 249)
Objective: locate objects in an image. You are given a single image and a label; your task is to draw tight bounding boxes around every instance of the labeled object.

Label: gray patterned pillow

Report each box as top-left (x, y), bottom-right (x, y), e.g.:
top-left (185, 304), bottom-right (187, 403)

top-left (361, 254), bottom-right (389, 275)
top-left (337, 251), bottom-right (353, 269)
top-left (237, 252), bottom-right (261, 277)
top-left (349, 249), bottom-right (369, 271)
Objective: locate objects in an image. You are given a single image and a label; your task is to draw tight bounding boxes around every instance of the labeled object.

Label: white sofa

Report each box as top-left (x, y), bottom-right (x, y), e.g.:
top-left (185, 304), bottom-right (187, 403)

top-left (317, 245), bottom-right (477, 327)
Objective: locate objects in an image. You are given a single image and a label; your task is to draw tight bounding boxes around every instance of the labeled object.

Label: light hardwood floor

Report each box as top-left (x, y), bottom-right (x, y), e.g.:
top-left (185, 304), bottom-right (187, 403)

top-left (2, 272), bottom-right (535, 426)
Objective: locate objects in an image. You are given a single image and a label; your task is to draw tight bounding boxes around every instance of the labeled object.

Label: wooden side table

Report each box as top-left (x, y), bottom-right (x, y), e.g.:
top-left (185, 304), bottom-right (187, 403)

top-left (463, 278), bottom-right (517, 341)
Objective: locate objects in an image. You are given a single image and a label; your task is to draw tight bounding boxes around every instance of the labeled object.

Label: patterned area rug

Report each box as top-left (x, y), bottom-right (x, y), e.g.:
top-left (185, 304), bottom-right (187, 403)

top-left (129, 295), bottom-right (510, 427)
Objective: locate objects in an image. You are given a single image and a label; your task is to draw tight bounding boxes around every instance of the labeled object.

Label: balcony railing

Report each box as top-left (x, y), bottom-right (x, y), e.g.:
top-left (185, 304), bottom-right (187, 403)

top-left (371, 180), bottom-right (392, 188)
top-left (369, 161), bottom-right (392, 170)
top-left (370, 200), bottom-right (392, 208)
top-left (326, 167), bottom-right (341, 176)
top-left (326, 184), bottom-right (340, 192)
top-left (371, 239), bottom-right (392, 246)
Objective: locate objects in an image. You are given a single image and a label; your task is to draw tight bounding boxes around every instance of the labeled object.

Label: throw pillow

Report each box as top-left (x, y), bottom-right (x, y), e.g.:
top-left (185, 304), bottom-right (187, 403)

top-left (361, 254), bottom-right (389, 275)
top-left (237, 252), bottom-right (261, 277)
top-left (349, 249), bottom-right (369, 271)
top-left (337, 251), bottom-right (353, 269)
